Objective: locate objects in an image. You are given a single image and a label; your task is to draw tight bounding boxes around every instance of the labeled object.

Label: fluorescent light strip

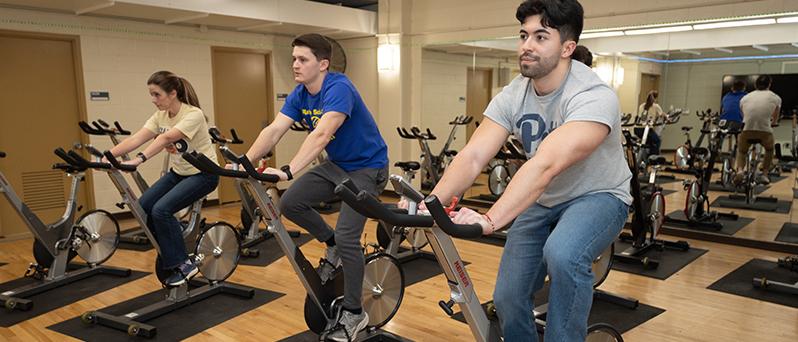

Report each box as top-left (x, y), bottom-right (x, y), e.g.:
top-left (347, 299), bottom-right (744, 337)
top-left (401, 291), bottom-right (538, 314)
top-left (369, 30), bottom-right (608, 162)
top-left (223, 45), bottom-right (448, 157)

top-left (581, 31), bottom-right (624, 39)
top-left (777, 16), bottom-right (798, 24)
top-left (752, 44), bottom-right (769, 51)
top-left (792, 42), bottom-right (798, 48)
top-left (624, 25), bottom-right (693, 35)
top-left (693, 18), bottom-right (776, 30)
top-left (680, 49), bottom-right (701, 56)
top-left (714, 47), bottom-right (733, 53)
top-left (636, 54), bottom-right (798, 64)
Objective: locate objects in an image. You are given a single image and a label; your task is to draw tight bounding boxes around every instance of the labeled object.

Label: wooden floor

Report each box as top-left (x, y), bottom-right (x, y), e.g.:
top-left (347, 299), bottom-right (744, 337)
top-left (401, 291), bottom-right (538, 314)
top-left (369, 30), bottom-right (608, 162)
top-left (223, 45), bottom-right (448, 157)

top-left (1, 172), bottom-right (798, 341)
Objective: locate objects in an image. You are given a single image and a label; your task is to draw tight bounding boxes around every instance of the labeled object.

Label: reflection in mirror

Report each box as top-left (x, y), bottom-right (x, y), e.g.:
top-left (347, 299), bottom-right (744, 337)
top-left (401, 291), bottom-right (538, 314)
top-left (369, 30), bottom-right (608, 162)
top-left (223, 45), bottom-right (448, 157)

top-left (593, 42), bottom-right (798, 247)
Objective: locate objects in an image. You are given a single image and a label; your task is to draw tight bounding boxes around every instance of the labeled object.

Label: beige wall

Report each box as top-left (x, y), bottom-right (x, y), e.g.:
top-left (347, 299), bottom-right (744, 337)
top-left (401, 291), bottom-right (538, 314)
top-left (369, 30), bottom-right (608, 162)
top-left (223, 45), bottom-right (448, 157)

top-left (0, 7), bottom-right (377, 213)
top-left (420, 50), bottom-right (509, 154)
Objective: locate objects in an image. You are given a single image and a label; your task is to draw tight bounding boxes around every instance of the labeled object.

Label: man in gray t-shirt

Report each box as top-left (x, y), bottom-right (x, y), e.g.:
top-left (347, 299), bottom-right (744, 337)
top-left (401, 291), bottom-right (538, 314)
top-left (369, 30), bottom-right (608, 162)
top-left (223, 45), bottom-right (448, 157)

top-left (735, 74), bottom-right (781, 184)
top-left (422, 1), bottom-right (631, 340)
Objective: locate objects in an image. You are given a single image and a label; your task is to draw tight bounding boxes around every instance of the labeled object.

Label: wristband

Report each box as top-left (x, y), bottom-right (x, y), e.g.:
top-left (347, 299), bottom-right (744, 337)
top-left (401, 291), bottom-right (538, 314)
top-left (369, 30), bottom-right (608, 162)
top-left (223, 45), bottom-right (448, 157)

top-left (136, 152), bottom-right (148, 163)
top-left (280, 165), bottom-right (293, 180)
top-left (483, 213), bottom-right (497, 232)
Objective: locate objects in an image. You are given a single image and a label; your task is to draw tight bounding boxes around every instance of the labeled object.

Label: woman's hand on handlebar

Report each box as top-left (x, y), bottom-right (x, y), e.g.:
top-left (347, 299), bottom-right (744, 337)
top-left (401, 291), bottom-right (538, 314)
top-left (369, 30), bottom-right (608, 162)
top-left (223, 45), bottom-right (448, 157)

top-left (450, 207), bottom-right (493, 235)
top-left (120, 157), bottom-right (142, 169)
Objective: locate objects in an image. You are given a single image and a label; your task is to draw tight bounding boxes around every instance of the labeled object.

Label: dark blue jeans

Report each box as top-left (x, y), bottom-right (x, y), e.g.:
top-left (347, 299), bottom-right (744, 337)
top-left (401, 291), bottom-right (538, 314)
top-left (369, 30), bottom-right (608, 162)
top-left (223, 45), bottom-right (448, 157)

top-left (139, 170), bottom-right (218, 269)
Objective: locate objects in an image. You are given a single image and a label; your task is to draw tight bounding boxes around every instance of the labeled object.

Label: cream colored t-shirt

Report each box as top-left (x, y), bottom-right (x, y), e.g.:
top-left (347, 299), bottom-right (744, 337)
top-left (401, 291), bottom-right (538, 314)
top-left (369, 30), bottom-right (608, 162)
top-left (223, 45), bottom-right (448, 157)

top-left (638, 103), bottom-right (665, 135)
top-left (143, 104), bottom-right (217, 176)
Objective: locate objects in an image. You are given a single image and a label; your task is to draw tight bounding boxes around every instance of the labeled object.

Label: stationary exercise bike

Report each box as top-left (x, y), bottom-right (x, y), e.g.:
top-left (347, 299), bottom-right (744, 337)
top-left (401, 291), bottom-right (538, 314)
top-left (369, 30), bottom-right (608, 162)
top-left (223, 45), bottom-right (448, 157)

top-left (79, 119), bottom-right (192, 244)
top-left (487, 139), bottom-right (525, 198)
top-left (334, 176), bottom-right (624, 342)
top-left (397, 115), bottom-right (473, 190)
top-left (374, 161), bottom-right (430, 256)
top-left (614, 131), bottom-right (689, 269)
top-left (666, 120), bottom-right (739, 231)
top-left (208, 127), bottom-right (300, 258)
top-left (57, 149), bottom-right (250, 338)
top-left (183, 148), bottom-right (405, 340)
top-left (0, 150), bottom-right (129, 311)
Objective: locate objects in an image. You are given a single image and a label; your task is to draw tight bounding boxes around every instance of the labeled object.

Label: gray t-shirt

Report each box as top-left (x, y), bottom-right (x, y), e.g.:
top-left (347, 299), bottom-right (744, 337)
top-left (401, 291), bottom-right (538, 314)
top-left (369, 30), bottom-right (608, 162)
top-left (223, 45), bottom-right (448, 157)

top-left (741, 90), bottom-right (781, 133)
top-left (484, 61), bottom-right (632, 207)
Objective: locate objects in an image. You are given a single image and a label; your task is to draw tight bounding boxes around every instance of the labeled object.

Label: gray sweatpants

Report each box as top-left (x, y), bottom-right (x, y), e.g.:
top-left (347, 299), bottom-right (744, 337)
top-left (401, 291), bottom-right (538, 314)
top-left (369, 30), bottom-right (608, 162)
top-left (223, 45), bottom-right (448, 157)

top-left (280, 160), bottom-right (388, 310)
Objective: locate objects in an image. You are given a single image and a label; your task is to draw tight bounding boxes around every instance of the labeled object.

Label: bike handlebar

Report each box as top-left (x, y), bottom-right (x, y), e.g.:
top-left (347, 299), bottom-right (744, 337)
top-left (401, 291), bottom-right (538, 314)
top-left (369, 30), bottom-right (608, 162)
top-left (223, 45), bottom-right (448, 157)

top-left (234, 152), bottom-right (280, 183)
top-left (424, 195), bottom-right (484, 239)
top-left (102, 151), bottom-right (136, 172)
top-left (181, 151), bottom-right (250, 179)
top-left (333, 181), bottom-right (435, 228)
top-left (448, 115), bottom-right (474, 125)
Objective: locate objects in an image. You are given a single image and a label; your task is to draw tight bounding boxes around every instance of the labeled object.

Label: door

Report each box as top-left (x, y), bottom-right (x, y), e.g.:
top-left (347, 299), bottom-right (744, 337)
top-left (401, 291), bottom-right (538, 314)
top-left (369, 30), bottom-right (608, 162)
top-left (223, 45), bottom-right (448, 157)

top-left (638, 73), bottom-right (660, 111)
top-left (211, 48), bottom-right (274, 204)
top-left (0, 32), bottom-right (91, 239)
top-left (466, 68), bottom-right (492, 140)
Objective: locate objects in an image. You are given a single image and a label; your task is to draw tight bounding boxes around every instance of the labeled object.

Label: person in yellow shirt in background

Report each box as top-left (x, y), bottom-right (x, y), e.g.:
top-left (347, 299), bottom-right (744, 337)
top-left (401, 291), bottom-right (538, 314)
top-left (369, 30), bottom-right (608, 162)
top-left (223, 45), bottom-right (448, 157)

top-left (106, 70), bottom-right (219, 287)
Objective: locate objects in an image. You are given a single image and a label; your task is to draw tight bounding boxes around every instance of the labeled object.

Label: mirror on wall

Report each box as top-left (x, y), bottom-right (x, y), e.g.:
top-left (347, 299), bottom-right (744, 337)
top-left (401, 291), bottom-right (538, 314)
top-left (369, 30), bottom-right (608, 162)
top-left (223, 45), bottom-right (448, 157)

top-left (418, 37), bottom-right (798, 251)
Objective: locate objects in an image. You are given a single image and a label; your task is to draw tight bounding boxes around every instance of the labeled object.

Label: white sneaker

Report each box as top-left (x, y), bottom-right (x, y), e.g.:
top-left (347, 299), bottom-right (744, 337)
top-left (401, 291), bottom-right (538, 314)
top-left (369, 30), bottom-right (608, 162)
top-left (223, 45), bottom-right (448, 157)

top-left (327, 310), bottom-right (369, 342)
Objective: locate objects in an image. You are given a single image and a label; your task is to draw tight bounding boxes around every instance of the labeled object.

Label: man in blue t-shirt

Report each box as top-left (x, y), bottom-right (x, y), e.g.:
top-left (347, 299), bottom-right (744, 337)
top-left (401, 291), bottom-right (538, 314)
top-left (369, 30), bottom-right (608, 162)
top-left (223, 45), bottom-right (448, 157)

top-left (241, 33), bottom-right (388, 340)
top-left (721, 79), bottom-right (746, 123)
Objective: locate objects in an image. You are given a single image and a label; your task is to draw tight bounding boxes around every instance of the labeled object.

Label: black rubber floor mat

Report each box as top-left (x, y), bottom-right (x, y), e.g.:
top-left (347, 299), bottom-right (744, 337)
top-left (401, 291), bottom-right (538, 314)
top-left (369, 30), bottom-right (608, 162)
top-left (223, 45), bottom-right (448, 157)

top-left (47, 283), bottom-right (283, 341)
top-left (451, 290), bottom-right (664, 335)
top-left (708, 182), bottom-right (768, 194)
top-left (238, 233), bottom-right (314, 267)
top-left (775, 223), bottom-right (798, 244)
top-left (0, 269), bottom-right (147, 327)
top-left (708, 259), bottom-right (798, 309)
top-left (612, 240), bottom-right (708, 280)
top-left (794, 188), bottom-right (798, 199)
top-left (665, 210), bottom-right (753, 235)
top-left (279, 329), bottom-right (411, 341)
top-left (117, 228), bottom-right (154, 252)
top-left (711, 197), bottom-right (791, 214)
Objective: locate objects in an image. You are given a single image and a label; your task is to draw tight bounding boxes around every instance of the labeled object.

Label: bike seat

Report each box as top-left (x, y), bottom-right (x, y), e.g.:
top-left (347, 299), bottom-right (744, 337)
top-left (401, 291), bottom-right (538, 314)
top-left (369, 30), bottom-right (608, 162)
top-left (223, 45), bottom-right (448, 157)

top-left (647, 155), bottom-right (668, 166)
top-left (746, 138), bottom-right (763, 145)
top-left (692, 147), bottom-right (709, 156)
top-left (681, 126), bottom-right (693, 132)
top-left (394, 161), bottom-right (421, 171)
top-left (444, 150), bottom-right (458, 157)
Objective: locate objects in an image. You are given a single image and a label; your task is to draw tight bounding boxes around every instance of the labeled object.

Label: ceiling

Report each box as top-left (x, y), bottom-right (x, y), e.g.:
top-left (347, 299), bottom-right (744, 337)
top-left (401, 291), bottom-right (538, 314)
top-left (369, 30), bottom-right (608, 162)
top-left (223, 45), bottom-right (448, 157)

top-left (0, 0), bottom-right (377, 39)
top-left (308, 0), bottom-right (377, 12)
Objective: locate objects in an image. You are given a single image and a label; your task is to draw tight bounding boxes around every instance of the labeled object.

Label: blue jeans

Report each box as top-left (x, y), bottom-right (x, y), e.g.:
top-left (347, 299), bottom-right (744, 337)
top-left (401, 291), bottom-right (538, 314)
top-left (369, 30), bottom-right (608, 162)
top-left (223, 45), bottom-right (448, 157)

top-left (139, 170), bottom-right (219, 269)
top-left (493, 192), bottom-right (628, 342)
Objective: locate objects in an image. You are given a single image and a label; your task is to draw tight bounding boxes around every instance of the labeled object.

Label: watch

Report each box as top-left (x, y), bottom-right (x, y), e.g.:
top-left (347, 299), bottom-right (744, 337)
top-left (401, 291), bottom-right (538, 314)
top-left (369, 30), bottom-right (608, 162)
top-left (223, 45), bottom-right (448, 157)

top-left (136, 152), bottom-right (148, 163)
top-left (280, 165), bottom-right (293, 180)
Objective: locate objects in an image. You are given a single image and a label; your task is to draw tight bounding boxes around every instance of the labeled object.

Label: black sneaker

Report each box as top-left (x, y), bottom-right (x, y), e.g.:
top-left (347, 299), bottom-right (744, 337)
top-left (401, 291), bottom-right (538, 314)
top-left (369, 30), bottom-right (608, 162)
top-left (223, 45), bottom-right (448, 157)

top-left (164, 259), bottom-right (199, 287)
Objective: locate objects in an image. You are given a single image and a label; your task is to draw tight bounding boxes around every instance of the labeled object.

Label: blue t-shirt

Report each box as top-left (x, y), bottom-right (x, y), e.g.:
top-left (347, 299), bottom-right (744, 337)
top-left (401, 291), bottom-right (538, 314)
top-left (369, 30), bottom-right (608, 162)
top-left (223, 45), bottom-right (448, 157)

top-left (721, 91), bottom-right (746, 122)
top-left (280, 73), bottom-right (388, 171)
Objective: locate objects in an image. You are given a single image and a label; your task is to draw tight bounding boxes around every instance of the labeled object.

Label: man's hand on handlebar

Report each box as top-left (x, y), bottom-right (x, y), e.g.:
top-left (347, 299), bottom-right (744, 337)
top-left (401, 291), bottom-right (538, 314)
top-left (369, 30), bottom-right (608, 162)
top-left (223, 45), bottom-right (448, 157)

top-left (165, 144), bottom-right (177, 153)
top-left (261, 167), bottom-right (289, 181)
top-left (397, 197), bottom-right (427, 211)
top-left (450, 207), bottom-right (493, 235)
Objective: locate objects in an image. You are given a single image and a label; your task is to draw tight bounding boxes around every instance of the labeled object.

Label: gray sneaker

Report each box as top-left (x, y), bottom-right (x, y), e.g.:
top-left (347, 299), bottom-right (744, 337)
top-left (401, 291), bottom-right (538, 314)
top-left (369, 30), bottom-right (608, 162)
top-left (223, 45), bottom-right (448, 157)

top-left (757, 174), bottom-right (771, 185)
top-left (318, 245), bottom-right (341, 284)
top-left (327, 310), bottom-right (369, 342)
